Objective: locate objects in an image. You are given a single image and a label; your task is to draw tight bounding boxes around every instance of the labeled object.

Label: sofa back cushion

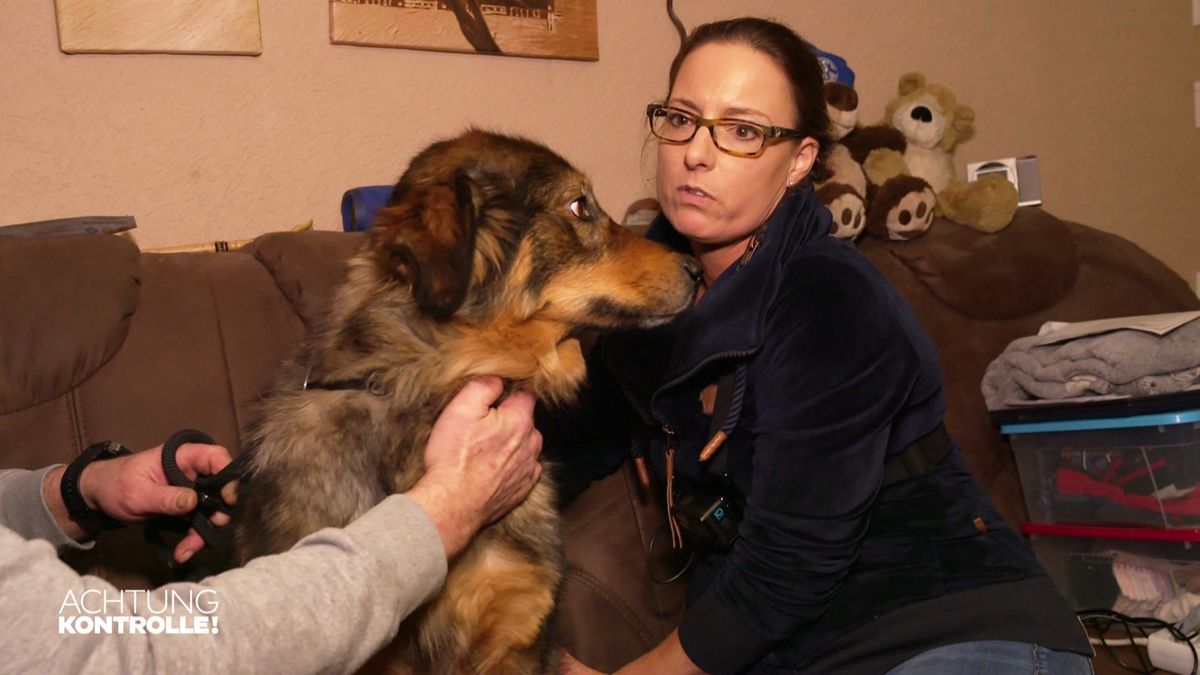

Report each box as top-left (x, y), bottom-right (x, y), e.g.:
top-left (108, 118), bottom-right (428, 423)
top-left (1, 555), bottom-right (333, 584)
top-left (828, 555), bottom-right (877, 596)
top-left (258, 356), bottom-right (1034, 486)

top-left (0, 234), bottom-right (139, 416)
top-left (0, 232), bottom-right (356, 469)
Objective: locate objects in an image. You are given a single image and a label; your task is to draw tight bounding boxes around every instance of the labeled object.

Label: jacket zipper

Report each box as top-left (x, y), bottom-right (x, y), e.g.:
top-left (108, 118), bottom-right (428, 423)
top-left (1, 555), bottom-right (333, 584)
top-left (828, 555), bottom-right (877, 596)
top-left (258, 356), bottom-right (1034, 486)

top-left (614, 349), bottom-right (757, 506)
top-left (654, 348), bottom-right (758, 403)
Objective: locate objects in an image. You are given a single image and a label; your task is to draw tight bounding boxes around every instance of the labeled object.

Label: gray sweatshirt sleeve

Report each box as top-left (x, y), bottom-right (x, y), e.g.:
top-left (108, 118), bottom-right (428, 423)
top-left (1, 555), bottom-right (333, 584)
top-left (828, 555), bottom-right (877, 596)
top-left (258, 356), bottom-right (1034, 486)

top-left (0, 493), bottom-right (448, 675)
top-left (0, 467), bottom-right (93, 551)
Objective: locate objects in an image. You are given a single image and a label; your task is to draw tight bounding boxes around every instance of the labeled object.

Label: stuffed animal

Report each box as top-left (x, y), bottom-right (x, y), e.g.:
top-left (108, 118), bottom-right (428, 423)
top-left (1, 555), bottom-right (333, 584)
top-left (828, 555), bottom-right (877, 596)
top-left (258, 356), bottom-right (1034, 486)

top-left (816, 80), bottom-right (939, 242)
top-left (808, 47), bottom-right (940, 242)
top-left (858, 72), bottom-right (1018, 233)
top-left (814, 82), bottom-right (868, 241)
top-left (863, 174), bottom-right (938, 241)
top-left (807, 45), bottom-right (868, 241)
top-left (822, 84), bottom-right (937, 241)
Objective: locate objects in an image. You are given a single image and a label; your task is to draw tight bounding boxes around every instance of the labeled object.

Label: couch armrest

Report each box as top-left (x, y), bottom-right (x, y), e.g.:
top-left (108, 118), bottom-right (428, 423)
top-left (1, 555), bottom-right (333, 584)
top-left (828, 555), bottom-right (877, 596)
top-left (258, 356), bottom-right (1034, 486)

top-left (557, 462), bottom-right (686, 670)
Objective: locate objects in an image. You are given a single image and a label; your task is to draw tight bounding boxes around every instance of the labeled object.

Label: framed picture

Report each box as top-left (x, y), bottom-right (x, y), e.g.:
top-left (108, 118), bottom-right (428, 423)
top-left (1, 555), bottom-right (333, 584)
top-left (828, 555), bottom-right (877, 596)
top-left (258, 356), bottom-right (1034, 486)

top-left (54, 0), bottom-right (262, 55)
top-left (330, 1), bottom-right (598, 61)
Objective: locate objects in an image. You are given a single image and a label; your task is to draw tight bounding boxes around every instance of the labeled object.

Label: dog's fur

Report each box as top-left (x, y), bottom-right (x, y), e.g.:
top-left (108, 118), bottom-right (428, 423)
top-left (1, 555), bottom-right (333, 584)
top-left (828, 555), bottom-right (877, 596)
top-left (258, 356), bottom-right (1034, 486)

top-left (231, 130), bottom-right (698, 674)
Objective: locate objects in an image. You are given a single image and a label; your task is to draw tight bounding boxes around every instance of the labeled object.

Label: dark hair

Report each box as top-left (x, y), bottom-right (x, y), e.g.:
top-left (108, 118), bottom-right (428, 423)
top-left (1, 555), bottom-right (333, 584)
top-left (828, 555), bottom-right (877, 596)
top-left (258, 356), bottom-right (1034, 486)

top-left (666, 17), bottom-right (832, 184)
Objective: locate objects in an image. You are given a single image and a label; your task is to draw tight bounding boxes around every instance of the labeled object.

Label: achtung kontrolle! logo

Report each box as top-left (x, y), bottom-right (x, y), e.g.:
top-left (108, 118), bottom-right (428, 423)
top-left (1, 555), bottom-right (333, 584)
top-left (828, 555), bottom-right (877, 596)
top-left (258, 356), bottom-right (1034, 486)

top-left (58, 589), bottom-right (220, 635)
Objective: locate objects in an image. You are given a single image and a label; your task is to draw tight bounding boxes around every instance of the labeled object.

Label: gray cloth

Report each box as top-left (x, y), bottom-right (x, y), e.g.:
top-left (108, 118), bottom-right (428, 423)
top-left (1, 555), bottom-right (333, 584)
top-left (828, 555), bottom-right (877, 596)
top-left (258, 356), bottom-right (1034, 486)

top-left (0, 466), bottom-right (92, 551)
top-left (982, 318), bottom-right (1200, 409)
top-left (0, 468), bottom-right (447, 675)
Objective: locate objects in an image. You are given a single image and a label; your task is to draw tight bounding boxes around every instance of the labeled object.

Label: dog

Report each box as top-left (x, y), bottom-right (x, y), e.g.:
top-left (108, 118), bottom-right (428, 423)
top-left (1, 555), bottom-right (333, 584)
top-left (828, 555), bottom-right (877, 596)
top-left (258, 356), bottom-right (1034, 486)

top-left (231, 130), bottom-right (700, 674)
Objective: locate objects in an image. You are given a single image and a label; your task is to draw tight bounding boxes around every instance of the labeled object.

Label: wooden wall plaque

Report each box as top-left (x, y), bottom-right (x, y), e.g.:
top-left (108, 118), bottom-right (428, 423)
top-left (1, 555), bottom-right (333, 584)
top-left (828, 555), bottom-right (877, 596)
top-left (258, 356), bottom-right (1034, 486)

top-left (55, 0), bottom-right (263, 55)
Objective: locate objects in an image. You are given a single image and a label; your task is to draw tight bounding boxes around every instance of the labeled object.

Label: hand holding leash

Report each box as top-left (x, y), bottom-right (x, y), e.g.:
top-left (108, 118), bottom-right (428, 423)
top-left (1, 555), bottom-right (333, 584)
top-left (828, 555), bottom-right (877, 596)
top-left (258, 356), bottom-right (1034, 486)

top-left (81, 437), bottom-right (238, 563)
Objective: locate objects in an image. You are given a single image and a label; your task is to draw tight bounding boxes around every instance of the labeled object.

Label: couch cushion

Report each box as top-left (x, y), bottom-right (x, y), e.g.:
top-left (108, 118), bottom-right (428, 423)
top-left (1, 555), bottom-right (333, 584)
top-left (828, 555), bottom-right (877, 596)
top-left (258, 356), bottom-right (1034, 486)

top-left (557, 464), bottom-right (686, 670)
top-left (243, 231), bottom-right (363, 330)
top-left (0, 235), bottom-right (140, 414)
top-left (69, 248), bottom-right (311, 457)
top-left (873, 208), bottom-right (1079, 321)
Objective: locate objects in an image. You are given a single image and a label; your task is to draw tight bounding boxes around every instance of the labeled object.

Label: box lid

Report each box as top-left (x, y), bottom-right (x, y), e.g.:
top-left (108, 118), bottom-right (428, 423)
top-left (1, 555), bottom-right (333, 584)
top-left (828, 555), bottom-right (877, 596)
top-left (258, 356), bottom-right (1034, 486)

top-left (1001, 408), bottom-right (1200, 435)
top-left (1023, 522), bottom-right (1200, 542)
top-left (991, 389), bottom-right (1200, 429)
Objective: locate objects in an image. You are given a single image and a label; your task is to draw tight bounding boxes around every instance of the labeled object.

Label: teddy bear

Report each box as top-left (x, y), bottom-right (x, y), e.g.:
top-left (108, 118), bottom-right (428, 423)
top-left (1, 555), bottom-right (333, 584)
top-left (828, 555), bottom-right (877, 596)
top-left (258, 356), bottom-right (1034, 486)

top-left (852, 72), bottom-right (1018, 234)
top-left (814, 81), bottom-right (868, 241)
top-left (820, 81), bottom-right (938, 242)
top-left (862, 173), bottom-right (939, 241)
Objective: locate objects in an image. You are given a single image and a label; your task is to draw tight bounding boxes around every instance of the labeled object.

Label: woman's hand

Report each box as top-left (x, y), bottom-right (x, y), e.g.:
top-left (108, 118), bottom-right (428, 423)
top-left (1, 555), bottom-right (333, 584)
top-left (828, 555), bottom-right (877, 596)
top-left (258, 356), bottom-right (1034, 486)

top-left (560, 650), bottom-right (606, 675)
top-left (561, 630), bottom-right (704, 675)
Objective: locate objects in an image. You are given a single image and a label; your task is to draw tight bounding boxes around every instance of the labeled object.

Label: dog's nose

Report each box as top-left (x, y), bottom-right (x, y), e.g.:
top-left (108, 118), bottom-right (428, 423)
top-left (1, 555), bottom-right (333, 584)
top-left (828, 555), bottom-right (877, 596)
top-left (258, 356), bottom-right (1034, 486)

top-left (681, 256), bottom-right (704, 284)
top-left (911, 106), bottom-right (933, 123)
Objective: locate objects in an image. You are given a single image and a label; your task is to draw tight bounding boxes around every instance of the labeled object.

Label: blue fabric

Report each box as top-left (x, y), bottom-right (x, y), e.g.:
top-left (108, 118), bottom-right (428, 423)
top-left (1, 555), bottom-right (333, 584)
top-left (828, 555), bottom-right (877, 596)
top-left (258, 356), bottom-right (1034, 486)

top-left (885, 641), bottom-right (1094, 675)
top-left (544, 185), bottom-right (1062, 674)
top-left (808, 43), bottom-right (855, 86)
top-left (339, 185), bottom-right (393, 232)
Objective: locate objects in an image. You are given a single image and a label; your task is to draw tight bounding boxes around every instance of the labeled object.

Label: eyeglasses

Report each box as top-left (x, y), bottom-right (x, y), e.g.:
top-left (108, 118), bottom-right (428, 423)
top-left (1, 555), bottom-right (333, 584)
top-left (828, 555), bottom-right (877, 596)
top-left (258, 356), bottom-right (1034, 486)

top-left (646, 103), bottom-right (806, 158)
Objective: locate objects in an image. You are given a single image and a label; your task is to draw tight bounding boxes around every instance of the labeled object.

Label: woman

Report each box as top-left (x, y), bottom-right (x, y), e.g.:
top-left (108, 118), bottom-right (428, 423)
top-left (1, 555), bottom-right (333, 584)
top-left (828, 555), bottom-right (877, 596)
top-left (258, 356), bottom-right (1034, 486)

top-left (552, 17), bottom-right (1093, 675)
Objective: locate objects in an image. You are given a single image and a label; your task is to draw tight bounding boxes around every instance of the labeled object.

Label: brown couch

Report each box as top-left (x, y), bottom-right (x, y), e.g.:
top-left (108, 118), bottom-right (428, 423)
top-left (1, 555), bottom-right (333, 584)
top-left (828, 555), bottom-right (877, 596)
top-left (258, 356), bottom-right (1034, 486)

top-left (1, 207), bottom-right (1196, 671)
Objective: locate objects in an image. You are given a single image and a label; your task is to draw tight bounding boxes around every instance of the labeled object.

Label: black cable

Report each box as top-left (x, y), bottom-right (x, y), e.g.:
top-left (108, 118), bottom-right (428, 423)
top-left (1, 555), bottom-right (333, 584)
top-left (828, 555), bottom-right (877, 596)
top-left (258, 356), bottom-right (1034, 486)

top-left (665, 0), bottom-right (686, 46)
top-left (646, 524), bottom-right (694, 585)
top-left (1077, 608), bottom-right (1199, 675)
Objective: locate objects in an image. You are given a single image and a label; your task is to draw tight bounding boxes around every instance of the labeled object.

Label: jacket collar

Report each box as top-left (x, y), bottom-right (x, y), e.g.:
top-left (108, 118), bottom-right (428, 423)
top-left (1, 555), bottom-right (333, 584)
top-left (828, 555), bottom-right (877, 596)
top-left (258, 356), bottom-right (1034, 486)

top-left (645, 183), bottom-right (832, 387)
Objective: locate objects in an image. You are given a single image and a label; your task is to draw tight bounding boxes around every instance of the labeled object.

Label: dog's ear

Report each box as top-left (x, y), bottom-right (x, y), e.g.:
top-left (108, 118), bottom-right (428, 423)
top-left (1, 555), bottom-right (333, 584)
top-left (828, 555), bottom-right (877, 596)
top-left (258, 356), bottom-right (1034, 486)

top-left (370, 172), bottom-right (481, 319)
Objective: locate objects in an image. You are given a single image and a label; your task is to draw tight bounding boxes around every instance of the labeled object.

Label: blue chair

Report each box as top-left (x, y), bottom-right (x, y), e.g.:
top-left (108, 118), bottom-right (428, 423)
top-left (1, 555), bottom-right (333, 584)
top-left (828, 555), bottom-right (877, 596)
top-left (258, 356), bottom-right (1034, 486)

top-left (340, 185), bottom-right (393, 232)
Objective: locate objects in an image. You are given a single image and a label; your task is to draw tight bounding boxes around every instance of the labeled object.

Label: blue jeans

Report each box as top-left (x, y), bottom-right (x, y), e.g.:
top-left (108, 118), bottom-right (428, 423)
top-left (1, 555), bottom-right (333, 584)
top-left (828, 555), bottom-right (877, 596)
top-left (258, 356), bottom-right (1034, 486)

top-left (885, 641), bottom-right (1093, 674)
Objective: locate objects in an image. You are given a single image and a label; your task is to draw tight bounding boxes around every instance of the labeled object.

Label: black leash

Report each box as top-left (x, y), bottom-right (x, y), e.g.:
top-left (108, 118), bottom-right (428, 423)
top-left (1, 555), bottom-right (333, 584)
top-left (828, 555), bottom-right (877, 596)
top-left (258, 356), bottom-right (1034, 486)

top-left (146, 429), bottom-right (251, 569)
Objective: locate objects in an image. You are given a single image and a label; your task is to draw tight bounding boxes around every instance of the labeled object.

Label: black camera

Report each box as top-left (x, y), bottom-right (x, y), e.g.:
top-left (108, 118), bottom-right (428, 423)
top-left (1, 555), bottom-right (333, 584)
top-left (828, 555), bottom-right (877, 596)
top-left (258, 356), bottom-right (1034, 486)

top-left (671, 484), bottom-right (743, 552)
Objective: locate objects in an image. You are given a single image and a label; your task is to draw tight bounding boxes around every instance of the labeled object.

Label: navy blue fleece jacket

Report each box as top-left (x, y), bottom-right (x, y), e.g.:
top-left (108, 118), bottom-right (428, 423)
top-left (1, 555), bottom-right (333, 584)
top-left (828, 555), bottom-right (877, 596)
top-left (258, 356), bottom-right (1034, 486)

top-left (547, 186), bottom-right (1071, 673)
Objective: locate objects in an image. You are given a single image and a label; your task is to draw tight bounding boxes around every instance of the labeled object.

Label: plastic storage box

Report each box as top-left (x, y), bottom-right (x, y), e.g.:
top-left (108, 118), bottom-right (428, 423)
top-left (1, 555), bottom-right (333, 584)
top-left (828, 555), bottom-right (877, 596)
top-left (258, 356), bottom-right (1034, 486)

top-left (1001, 403), bottom-right (1200, 529)
top-left (1023, 524), bottom-right (1200, 611)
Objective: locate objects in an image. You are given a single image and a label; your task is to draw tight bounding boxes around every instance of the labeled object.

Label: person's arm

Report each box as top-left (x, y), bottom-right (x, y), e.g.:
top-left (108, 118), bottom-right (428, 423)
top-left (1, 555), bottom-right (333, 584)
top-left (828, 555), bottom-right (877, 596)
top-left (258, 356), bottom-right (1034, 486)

top-left (0, 440), bottom-right (237, 562)
top-left (404, 377), bottom-right (543, 557)
top-left (671, 260), bottom-right (927, 673)
top-left (0, 493), bottom-right (446, 674)
top-left (561, 631), bottom-right (701, 675)
top-left (0, 376), bottom-right (542, 674)
top-left (0, 466), bottom-right (94, 551)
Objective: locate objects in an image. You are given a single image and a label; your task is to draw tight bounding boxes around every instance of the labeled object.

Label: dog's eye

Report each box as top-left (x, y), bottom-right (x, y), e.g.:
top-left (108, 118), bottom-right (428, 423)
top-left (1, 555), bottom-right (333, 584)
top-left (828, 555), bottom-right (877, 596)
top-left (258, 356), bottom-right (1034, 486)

top-left (568, 195), bottom-right (595, 221)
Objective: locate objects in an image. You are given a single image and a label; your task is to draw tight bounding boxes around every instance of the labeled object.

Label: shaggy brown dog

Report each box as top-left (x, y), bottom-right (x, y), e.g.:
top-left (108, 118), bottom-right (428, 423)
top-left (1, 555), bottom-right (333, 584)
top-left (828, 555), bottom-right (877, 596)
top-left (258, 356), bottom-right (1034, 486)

top-left (231, 130), bottom-right (699, 674)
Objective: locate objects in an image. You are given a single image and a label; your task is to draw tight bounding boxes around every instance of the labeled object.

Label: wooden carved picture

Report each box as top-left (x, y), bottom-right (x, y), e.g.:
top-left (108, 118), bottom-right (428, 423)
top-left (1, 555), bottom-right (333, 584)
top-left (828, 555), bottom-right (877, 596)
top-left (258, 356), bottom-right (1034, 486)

top-left (54, 0), bottom-right (263, 55)
top-left (330, 1), bottom-right (598, 61)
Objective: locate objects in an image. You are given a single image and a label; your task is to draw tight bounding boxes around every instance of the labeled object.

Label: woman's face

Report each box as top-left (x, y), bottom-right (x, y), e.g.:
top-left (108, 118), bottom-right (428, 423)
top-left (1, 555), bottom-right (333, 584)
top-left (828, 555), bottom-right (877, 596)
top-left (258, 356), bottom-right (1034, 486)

top-left (656, 42), bottom-right (818, 256)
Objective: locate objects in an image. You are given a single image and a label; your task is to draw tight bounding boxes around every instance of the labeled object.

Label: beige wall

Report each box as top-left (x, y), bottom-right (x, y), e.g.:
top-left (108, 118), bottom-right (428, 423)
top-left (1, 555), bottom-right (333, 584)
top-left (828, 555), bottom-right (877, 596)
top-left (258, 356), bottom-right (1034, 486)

top-left (2, 1), bottom-right (1198, 289)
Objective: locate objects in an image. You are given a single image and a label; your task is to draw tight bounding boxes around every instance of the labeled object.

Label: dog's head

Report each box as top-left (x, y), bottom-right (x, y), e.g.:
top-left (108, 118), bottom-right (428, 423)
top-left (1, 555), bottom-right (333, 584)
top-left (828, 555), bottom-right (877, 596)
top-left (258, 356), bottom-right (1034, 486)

top-left (367, 130), bottom-right (700, 332)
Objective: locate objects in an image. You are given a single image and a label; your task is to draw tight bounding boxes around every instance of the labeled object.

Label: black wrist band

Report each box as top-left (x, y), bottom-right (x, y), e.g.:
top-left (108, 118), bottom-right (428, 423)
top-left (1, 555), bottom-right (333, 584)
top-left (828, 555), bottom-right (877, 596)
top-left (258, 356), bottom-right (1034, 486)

top-left (61, 441), bottom-right (132, 531)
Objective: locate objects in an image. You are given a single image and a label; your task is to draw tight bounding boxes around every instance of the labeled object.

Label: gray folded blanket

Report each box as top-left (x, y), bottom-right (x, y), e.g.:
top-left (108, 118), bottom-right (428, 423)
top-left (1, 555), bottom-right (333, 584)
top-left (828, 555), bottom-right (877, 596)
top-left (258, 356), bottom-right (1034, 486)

top-left (982, 318), bottom-right (1200, 410)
